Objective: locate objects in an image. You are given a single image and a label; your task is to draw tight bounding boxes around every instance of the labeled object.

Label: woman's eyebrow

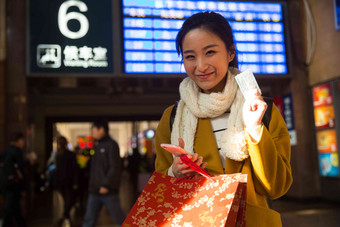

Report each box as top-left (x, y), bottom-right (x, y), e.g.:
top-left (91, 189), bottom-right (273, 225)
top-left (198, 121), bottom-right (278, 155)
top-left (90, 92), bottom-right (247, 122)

top-left (183, 44), bottom-right (219, 54)
top-left (183, 49), bottom-right (194, 54)
top-left (202, 44), bottom-right (218, 50)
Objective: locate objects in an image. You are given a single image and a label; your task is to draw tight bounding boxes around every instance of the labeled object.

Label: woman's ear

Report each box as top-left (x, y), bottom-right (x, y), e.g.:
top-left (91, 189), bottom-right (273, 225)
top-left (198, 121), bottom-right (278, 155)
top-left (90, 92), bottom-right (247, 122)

top-left (227, 46), bottom-right (236, 63)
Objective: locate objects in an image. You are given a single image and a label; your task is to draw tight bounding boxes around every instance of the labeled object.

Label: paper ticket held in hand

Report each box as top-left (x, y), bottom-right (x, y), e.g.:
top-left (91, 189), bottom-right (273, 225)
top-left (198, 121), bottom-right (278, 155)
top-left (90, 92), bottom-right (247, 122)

top-left (235, 69), bottom-right (262, 100)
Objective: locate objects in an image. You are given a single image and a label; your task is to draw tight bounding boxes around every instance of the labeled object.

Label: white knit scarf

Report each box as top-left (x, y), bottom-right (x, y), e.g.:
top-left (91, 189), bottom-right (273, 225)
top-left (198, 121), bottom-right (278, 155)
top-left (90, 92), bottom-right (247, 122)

top-left (171, 67), bottom-right (249, 162)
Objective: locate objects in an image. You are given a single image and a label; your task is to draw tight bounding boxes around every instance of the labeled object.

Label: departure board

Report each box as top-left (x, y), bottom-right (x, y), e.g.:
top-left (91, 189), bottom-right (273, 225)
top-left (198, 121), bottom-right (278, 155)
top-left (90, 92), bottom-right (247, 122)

top-left (122, 0), bottom-right (288, 75)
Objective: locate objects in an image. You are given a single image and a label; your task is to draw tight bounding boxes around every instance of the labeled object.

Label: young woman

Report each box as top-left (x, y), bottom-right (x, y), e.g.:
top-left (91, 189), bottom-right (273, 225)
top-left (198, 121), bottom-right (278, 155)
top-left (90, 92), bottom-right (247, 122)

top-left (155, 12), bottom-right (292, 227)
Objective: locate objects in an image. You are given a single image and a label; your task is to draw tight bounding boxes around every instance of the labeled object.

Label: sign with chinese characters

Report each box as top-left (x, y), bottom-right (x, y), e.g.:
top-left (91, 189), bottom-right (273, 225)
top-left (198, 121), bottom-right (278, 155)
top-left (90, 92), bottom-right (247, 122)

top-left (274, 93), bottom-right (297, 146)
top-left (28, 0), bottom-right (113, 74)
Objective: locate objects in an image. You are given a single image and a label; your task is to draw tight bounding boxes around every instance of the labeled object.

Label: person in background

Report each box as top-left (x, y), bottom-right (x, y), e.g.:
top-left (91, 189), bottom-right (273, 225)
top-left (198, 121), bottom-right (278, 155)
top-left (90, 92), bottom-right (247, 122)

top-left (26, 151), bottom-right (39, 205)
top-left (155, 11), bottom-right (292, 227)
top-left (82, 120), bottom-right (125, 227)
top-left (74, 146), bottom-right (90, 213)
top-left (53, 136), bottom-right (78, 226)
top-left (0, 132), bottom-right (26, 227)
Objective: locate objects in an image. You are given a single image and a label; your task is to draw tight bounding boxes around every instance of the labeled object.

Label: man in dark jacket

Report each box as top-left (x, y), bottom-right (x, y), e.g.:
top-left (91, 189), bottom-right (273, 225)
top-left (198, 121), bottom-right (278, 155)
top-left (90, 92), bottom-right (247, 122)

top-left (0, 132), bottom-right (26, 227)
top-left (83, 120), bottom-right (125, 227)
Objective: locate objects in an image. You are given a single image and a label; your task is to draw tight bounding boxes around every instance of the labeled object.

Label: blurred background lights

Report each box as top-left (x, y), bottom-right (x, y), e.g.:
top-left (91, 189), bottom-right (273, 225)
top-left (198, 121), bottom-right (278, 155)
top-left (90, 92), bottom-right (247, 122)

top-left (145, 129), bottom-right (155, 139)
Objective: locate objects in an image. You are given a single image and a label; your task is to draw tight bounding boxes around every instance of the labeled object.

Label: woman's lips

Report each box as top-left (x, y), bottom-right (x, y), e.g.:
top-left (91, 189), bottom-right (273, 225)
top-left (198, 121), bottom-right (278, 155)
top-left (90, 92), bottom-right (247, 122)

top-left (197, 72), bottom-right (213, 79)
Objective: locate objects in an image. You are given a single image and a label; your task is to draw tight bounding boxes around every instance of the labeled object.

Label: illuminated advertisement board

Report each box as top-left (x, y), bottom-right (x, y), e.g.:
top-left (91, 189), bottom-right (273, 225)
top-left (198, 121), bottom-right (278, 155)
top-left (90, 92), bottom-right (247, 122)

top-left (28, 0), bottom-right (113, 73)
top-left (319, 153), bottom-right (339, 177)
top-left (122, 0), bottom-right (288, 74)
top-left (312, 83), bottom-right (333, 107)
top-left (316, 130), bottom-right (337, 153)
top-left (314, 106), bottom-right (335, 129)
top-left (312, 81), bottom-right (340, 177)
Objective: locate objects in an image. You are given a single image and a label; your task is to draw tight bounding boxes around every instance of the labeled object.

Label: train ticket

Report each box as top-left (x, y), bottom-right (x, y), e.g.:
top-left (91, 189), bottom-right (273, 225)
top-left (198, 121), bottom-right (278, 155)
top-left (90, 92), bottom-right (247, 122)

top-left (235, 69), bottom-right (262, 99)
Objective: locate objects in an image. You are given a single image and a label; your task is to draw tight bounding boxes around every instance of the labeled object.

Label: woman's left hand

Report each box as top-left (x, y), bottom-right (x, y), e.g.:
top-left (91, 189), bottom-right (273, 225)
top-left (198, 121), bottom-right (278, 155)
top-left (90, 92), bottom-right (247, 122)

top-left (242, 89), bottom-right (267, 141)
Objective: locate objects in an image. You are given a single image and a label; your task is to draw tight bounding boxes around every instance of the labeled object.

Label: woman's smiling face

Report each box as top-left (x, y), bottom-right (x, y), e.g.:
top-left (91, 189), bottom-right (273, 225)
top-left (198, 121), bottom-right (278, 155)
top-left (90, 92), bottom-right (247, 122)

top-left (182, 28), bottom-right (235, 94)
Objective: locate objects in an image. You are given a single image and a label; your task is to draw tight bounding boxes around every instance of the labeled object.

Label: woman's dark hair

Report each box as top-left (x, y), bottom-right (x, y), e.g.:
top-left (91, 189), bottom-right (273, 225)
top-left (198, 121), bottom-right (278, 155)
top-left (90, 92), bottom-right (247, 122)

top-left (176, 11), bottom-right (238, 68)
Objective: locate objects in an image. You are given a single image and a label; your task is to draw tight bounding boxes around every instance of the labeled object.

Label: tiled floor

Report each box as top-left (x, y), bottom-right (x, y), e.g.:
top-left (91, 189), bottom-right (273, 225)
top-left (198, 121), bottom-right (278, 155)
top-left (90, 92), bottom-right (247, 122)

top-left (25, 172), bottom-right (340, 227)
top-left (273, 199), bottom-right (340, 227)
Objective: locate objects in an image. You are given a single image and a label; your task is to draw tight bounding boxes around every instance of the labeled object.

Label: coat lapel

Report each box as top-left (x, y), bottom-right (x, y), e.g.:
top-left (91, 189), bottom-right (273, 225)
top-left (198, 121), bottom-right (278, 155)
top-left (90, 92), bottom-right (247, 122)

top-left (194, 118), bottom-right (244, 175)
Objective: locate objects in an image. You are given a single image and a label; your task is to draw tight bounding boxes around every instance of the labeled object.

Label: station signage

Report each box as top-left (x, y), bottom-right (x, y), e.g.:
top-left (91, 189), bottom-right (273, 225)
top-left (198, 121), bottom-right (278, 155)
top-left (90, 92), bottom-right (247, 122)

top-left (274, 93), bottom-right (297, 146)
top-left (28, 0), bottom-right (113, 74)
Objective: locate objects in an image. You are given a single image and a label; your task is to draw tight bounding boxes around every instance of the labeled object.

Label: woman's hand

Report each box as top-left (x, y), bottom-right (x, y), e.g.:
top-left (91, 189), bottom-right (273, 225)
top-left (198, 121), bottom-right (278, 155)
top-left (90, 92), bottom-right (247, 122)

top-left (242, 89), bottom-right (267, 141)
top-left (172, 138), bottom-right (207, 178)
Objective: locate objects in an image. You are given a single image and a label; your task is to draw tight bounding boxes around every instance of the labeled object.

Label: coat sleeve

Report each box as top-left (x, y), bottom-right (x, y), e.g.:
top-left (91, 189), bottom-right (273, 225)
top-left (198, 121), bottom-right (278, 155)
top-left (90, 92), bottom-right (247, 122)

top-left (102, 140), bottom-right (121, 189)
top-left (245, 104), bottom-right (293, 199)
top-left (155, 106), bottom-right (175, 175)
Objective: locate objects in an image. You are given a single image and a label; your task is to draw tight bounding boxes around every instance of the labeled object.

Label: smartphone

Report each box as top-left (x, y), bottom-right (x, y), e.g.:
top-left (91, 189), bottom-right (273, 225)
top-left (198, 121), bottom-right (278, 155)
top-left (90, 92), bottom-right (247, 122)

top-left (161, 143), bottom-right (214, 181)
top-left (160, 143), bottom-right (189, 156)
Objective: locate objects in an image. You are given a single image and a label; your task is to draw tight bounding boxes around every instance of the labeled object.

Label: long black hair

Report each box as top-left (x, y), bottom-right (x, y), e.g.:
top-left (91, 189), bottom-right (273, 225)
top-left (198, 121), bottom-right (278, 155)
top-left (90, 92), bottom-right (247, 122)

top-left (176, 11), bottom-right (238, 68)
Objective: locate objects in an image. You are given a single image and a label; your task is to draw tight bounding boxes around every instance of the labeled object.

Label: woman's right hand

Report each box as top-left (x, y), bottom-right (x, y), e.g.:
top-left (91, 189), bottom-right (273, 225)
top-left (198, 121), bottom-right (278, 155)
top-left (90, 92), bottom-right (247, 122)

top-left (172, 138), bottom-right (207, 178)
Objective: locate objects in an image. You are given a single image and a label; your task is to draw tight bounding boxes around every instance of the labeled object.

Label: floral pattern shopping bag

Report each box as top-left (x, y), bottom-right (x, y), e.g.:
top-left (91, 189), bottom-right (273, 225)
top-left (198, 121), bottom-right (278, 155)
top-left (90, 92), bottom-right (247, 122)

top-left (123, 171), bottom-right (247, 227)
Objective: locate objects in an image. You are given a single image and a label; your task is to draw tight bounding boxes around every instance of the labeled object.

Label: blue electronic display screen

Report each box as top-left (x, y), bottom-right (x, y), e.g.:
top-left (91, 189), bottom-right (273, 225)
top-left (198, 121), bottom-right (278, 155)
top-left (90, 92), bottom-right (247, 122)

top-left (122, 0), bottom-right (287, 75)
top-left (335, 0), bottom-right (340, 30)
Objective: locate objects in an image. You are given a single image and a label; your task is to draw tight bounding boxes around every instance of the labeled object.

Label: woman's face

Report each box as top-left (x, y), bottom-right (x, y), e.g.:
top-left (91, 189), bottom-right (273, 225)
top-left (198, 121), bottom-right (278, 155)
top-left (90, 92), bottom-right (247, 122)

top-left (182, 28), bottom-right (235, 94)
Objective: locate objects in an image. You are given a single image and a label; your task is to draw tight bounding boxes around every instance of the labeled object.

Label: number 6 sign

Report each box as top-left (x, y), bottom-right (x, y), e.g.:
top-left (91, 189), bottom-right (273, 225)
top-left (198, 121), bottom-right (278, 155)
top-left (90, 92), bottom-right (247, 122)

top-left (28, 0), bottom-right (113, 73)
top-left (58, 0), bottom-right (89, 39)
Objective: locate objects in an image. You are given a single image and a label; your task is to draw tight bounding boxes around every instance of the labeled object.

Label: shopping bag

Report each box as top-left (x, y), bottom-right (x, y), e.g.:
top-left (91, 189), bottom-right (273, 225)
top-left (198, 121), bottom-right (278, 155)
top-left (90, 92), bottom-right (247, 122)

top-left (123, 171), bottom-right (247, 227)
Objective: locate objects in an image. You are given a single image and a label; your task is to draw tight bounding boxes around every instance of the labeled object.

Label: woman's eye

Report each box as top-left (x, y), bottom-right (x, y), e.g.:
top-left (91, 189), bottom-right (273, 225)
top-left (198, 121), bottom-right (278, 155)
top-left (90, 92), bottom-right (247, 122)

top-left (185, 55), bottom-right (195, 60)
top-left (206, 50), bottom-right (216, 55)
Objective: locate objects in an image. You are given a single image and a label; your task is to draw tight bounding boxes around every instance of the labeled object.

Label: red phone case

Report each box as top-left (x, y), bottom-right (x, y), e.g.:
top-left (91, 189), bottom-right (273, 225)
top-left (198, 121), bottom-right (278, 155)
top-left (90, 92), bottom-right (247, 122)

top-left (160, 143), bottom-right (188, 156)
top-left (160, 143), bottom-right (214, 181)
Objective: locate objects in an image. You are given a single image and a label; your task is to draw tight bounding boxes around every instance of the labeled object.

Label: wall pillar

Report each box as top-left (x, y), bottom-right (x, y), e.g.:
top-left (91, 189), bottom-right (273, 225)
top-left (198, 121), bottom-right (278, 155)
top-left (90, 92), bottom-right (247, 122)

top-left (5, 0), bottom-right (27, 142)
top-left (285, 0), bottom-right (320, 198)
top-left (0, 0), bottom-right (6, 149)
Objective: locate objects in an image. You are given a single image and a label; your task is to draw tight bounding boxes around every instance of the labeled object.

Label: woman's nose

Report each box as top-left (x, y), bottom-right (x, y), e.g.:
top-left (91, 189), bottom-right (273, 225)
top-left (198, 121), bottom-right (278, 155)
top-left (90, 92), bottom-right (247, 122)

top-left (196, 58), bottom-right (208, 72)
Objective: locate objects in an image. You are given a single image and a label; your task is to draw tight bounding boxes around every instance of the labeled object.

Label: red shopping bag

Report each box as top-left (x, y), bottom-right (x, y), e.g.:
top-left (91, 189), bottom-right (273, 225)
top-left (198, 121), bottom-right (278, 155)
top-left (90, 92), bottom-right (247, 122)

top-left (123, 172), bottom-right (247, 227)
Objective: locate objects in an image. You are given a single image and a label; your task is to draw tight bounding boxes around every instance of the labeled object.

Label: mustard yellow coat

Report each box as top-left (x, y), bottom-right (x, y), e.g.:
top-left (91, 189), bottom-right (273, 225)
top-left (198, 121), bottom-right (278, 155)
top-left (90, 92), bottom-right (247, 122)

top-left (155, 104), bottom-right (293, 227)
